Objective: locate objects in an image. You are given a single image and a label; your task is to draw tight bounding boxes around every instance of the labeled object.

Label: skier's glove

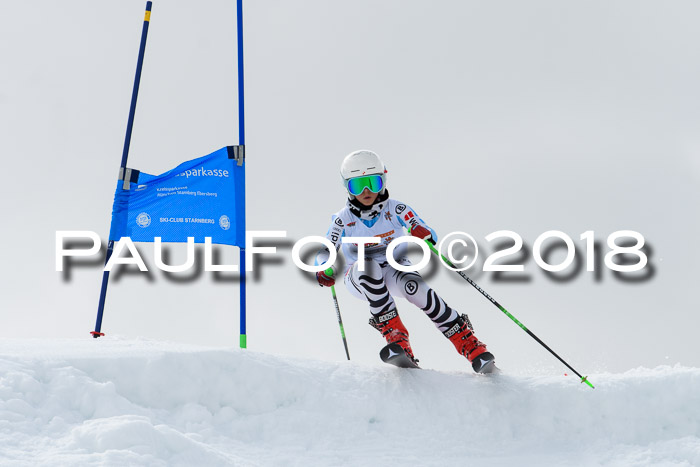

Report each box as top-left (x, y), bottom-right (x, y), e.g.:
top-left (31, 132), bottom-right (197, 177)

top-left (410, 225), bottom-right (436, 245)
top-left (316, 269), bottom-right (335, 287)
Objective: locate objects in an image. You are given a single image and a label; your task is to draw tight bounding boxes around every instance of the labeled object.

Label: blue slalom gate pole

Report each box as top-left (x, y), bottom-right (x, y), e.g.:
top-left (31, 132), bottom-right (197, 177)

top-left (92, 1), bottom-right (153, 338)
top-left (236, 0), bottom-right (247, 348)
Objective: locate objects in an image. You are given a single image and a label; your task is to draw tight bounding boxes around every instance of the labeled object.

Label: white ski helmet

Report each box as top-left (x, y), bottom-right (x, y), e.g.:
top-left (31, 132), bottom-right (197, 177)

top-left (340, 150), bottom-right (387, 197)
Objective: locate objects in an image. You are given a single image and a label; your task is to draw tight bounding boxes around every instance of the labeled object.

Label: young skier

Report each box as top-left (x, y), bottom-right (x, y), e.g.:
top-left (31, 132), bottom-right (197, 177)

top-left (315, 150), bottom-right (496, 373)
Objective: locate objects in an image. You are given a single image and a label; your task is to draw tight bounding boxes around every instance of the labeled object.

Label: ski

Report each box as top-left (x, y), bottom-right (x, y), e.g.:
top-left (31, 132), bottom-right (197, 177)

top-left (471, 351), bottom-right (500, 374)
top-left (380, 343), bottom-right (420, 369)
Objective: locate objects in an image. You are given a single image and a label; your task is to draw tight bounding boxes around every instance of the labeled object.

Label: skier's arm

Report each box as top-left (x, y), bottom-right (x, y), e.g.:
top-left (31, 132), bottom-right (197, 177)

top-left (314, 215), bottom-right (345, 286)
top-left (396, 204), bottom-right (437, 244)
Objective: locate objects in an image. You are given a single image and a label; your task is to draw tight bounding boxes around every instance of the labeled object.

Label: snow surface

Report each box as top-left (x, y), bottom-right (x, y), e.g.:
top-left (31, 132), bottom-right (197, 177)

top-left (1, 338), bottom-right (699, 467)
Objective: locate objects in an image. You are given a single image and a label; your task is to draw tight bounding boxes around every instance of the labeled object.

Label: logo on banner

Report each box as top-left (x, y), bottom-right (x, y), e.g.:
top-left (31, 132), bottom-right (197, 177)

top-left (136, 212), bottom-right (151, 228)
top-left (219, 215), bottom-right (231, 230)
top-left (176, 167), bottom-right (230, 178)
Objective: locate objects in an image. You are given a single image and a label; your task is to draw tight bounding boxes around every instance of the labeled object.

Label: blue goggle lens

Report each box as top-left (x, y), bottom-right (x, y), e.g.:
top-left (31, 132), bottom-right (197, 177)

top-left (347, 175), bottom-right (383, 196)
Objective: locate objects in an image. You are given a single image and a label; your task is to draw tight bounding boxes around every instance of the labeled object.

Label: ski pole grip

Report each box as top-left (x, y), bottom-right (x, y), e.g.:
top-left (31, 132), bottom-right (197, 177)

top-left (325, 267), bottom-right (334, 276)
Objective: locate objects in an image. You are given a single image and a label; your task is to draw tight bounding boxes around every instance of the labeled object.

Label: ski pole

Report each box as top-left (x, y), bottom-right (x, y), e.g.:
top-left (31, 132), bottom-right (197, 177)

top-left (424, 240), bottom-right (594, 388)
top-left (325, 268), bottom-right (351, 360)
top-left (92, 1), bottom-right (153, 338)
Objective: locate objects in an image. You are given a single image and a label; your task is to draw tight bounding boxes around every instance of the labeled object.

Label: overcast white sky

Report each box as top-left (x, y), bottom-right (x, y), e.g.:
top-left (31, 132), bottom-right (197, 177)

top-left (1, 0), bottom-right (698, 374)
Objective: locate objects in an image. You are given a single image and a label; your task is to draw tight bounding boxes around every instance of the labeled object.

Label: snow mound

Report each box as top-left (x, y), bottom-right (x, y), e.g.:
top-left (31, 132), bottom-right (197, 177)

top-left (1, 338), bottom-right (699, 466)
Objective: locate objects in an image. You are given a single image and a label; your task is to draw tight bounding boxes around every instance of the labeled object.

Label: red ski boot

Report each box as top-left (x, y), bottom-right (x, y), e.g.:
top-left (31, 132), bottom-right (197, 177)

top-left (369, 308), bottom-right (417, 363)
top-left (444, 314), bottom-right (496, 373)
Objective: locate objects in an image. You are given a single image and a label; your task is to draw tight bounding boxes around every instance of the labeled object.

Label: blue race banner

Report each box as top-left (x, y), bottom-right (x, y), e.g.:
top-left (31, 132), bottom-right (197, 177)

top-left (109, 146), bottom-right (245, 246)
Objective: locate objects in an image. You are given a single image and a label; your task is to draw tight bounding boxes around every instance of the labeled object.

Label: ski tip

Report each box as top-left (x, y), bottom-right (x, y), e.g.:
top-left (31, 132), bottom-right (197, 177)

top-left (380, 343), bottom-right (420, 369)
top-left (477, 362), bottom-right (501, 375)
top-left (472, 352), bottom-right (499, 374)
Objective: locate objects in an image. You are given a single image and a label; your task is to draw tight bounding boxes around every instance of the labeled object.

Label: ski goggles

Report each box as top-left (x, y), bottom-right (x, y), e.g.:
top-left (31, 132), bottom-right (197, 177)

top-left (346, 174), bottom-right (384, 196)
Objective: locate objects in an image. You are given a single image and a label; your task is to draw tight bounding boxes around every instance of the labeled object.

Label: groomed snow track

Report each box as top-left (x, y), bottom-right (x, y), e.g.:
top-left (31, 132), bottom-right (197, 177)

top-left (1, 338), bottom-right (699, 466)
